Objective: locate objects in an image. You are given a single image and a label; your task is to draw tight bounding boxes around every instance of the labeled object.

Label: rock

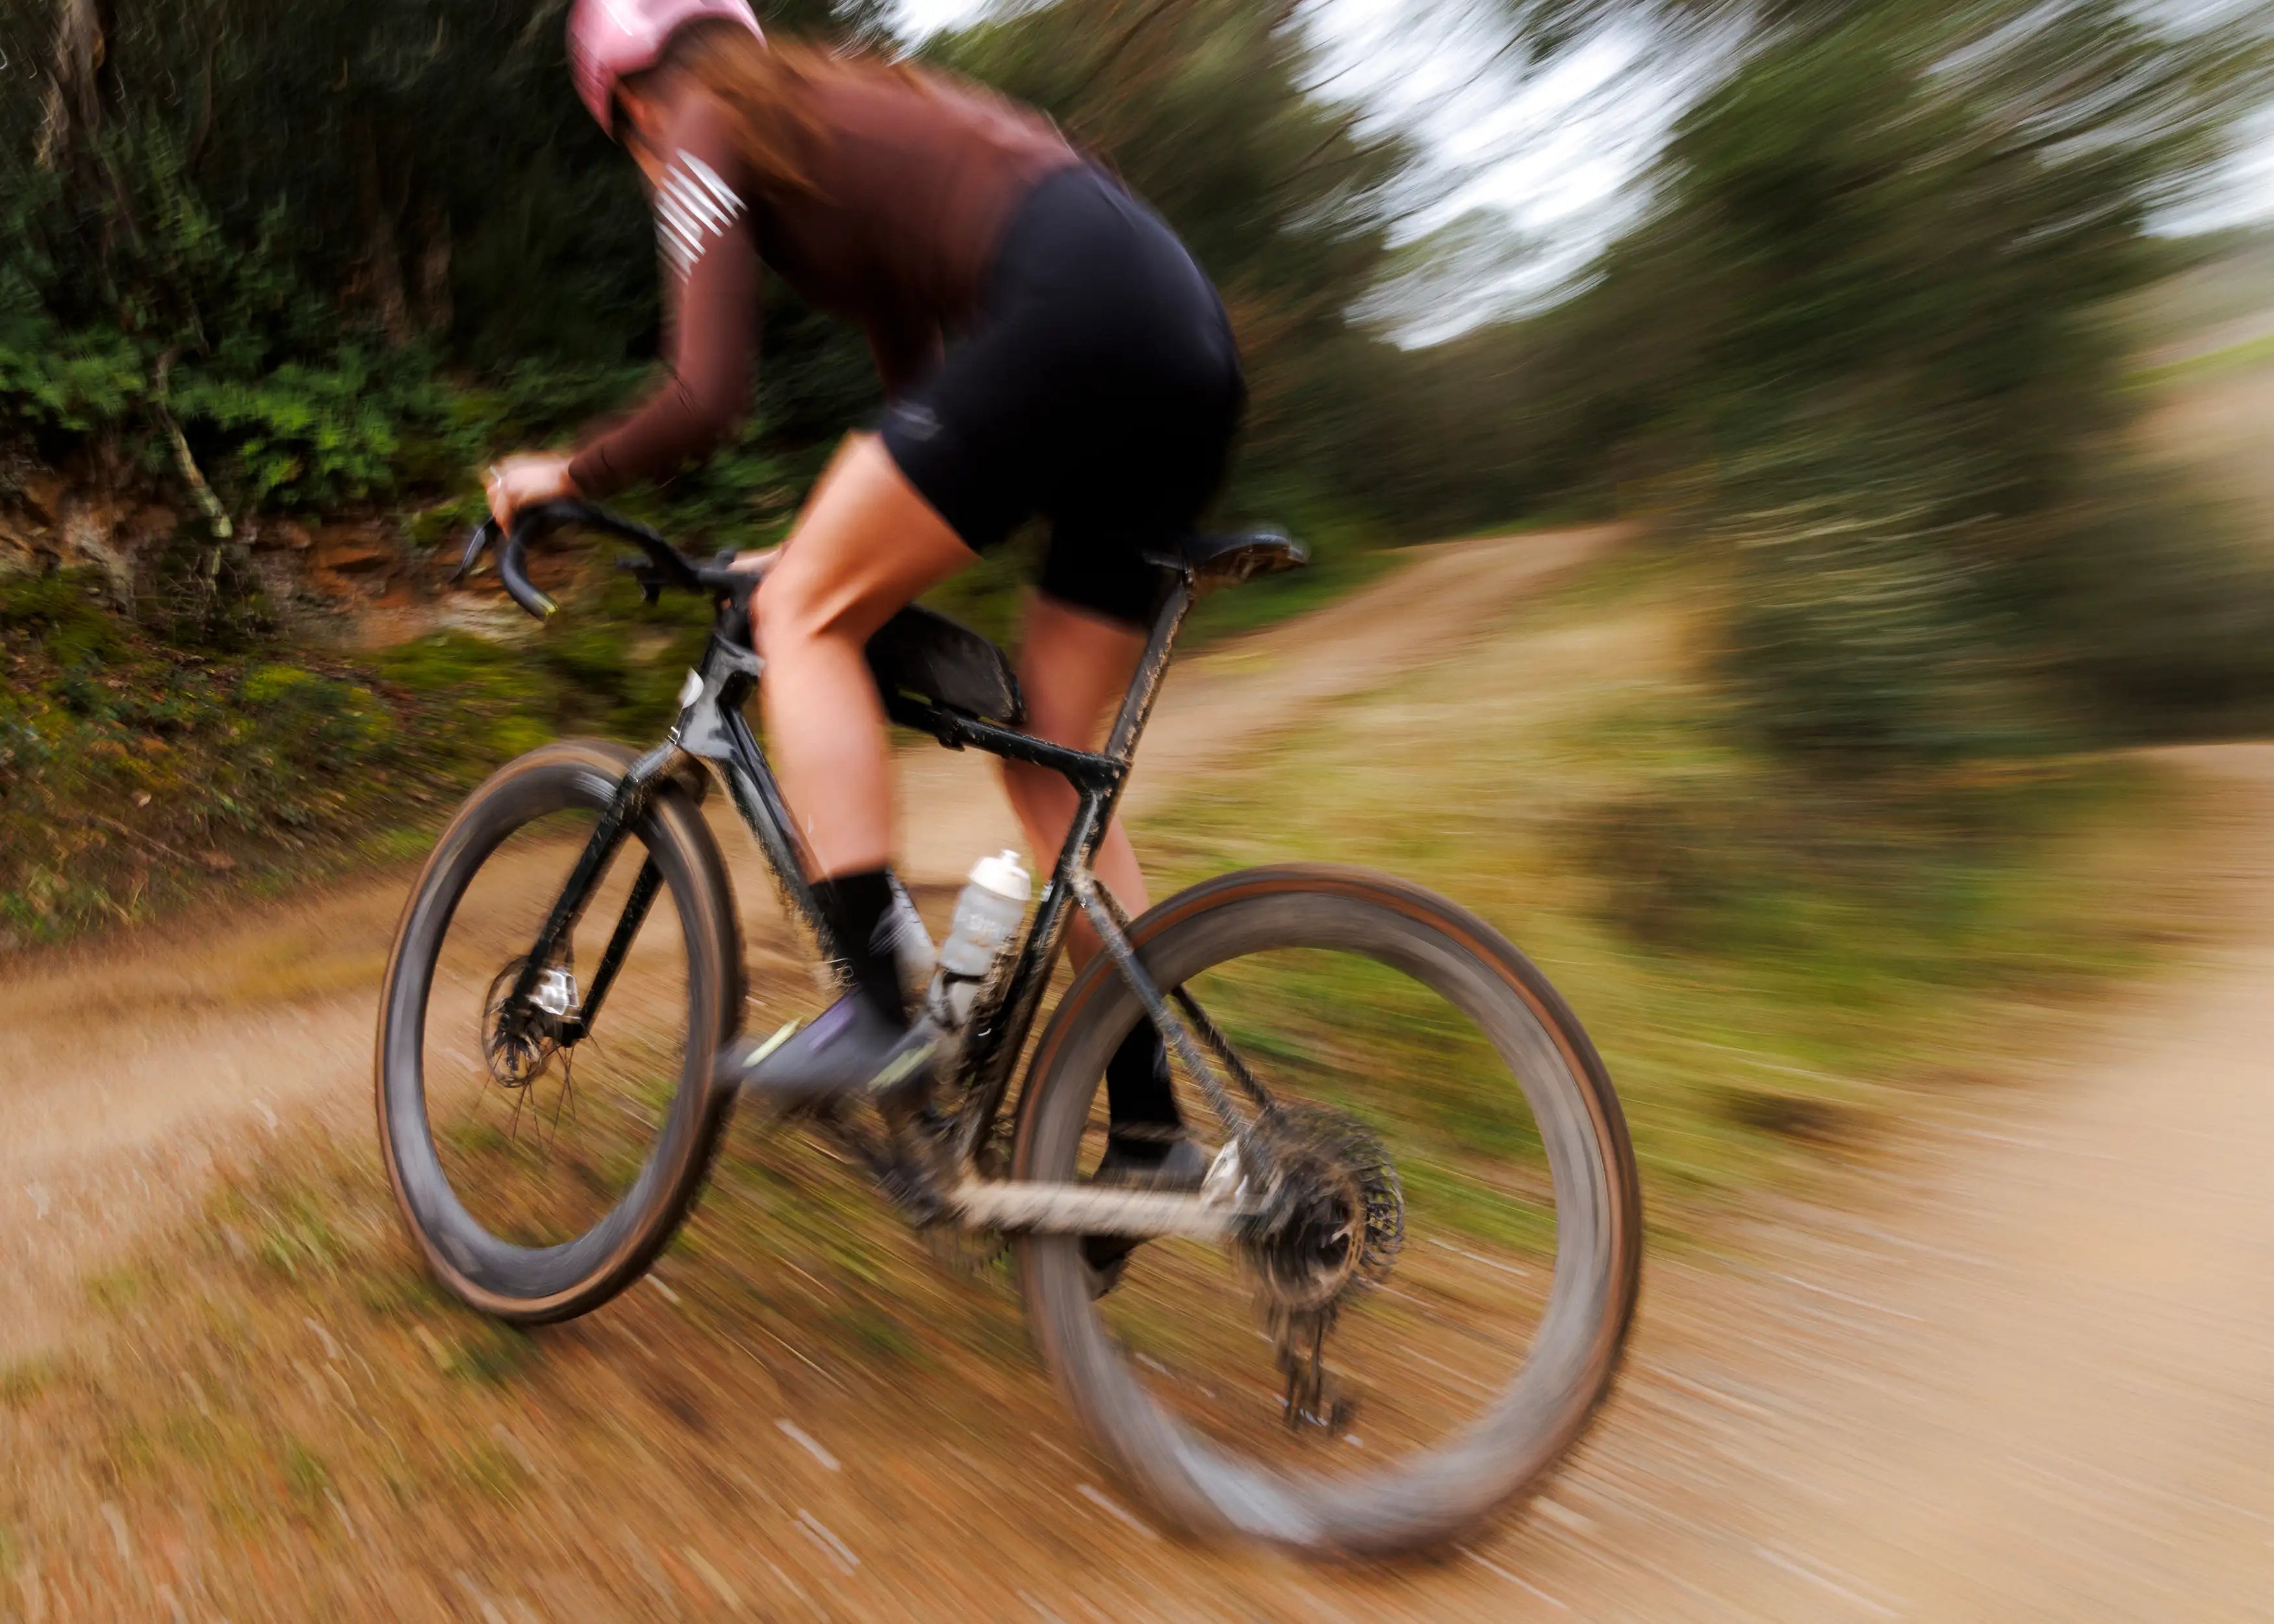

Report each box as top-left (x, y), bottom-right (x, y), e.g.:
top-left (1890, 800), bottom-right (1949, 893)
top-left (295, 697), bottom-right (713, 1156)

top-left (59, 498), bottom-right (134, 600)
top-left (0, 515), bottom-right (44, 578)
top-left (248, 550), bottom-right (310, 616)
top-left (129, 505), bottom-right (180, 545)
top-left (257, 519), bottom-right (315, 553)
top-left (19, 470), bottom-right (64, 524)
top-left (307, 566), bottom-right (370, 603)
top-left (313, 523), bottom-right (394, 572)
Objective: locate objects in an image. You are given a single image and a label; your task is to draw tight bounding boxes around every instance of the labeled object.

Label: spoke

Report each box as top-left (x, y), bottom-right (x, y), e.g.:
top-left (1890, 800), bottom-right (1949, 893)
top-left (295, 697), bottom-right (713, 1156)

top-left (545, 1051), bottom-right (580, 1158)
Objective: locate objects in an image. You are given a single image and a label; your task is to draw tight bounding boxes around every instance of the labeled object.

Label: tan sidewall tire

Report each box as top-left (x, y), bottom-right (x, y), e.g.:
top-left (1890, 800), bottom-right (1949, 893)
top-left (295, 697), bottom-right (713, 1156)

top-left (374, 740), bottom-right (742, 1323)
top-left (1011, 864), bottom-right (1641, 1556)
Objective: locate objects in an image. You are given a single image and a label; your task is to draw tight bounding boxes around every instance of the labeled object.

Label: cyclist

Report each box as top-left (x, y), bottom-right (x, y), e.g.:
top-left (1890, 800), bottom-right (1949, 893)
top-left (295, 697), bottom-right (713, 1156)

top-left (484, 0), bottom-right (1240, 1221)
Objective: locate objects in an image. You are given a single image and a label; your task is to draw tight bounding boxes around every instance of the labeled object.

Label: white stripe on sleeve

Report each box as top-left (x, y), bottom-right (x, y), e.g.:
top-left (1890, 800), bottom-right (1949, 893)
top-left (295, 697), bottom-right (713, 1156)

top-left (654, 151), bottom-right (748, 284)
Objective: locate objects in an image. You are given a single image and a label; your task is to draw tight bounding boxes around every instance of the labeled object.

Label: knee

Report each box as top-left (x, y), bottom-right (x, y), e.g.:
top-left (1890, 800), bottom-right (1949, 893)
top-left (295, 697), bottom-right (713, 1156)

top-left (754, 569), bottom-right (832, 654)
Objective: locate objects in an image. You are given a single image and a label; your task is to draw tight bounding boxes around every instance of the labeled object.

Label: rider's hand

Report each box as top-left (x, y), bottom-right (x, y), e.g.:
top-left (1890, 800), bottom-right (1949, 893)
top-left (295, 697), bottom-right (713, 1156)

top-left (729, 546), bottom-right (781, 577)
top-left (484, 453), bottom-right (578, 533)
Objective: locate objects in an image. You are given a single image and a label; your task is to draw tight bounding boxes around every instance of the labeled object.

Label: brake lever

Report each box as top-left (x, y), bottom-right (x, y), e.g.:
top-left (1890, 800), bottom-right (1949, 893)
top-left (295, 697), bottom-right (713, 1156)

top-left (616, 557), bottom-right (667, 605)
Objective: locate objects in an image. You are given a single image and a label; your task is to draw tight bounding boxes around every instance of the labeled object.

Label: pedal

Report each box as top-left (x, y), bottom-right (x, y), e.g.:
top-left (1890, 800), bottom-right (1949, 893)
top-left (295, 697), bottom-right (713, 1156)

top-left (713, 1019), bottom-right (798, 1097)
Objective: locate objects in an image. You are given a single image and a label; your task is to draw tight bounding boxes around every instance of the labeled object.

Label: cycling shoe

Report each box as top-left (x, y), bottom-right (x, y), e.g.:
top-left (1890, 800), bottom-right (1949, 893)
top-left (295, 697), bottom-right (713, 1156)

top-left (718, 995), bottom-right (937, 1113)
top-left (1082, 1134), bottom-right (1210, 1299)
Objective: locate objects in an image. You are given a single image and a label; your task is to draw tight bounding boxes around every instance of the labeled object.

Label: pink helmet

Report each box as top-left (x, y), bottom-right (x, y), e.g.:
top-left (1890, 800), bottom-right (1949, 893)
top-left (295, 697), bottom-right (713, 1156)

top-left (567, 0), bottom-right (765, 134)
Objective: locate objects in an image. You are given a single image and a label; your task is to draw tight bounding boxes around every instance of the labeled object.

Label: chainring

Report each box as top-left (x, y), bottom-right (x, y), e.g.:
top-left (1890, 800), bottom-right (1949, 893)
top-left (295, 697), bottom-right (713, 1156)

top-left (917, 1108), bottom-right (1010, 1275)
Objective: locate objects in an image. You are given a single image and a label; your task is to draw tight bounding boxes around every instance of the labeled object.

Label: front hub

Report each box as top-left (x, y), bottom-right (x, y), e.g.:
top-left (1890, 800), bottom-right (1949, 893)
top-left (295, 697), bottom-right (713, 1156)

top-left (481, 956), bottom-right (578, 1089)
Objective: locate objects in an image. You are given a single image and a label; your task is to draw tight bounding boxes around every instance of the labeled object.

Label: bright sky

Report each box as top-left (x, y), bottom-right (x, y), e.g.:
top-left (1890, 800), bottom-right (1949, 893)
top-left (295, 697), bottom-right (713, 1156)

top-left (897, 0), bottom-right (2274, 341)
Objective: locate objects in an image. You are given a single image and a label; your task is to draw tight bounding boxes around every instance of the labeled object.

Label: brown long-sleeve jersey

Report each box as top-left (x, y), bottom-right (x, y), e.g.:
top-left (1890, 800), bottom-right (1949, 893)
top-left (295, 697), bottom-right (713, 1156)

top-left (565, 68), bottom-right (1077, 498)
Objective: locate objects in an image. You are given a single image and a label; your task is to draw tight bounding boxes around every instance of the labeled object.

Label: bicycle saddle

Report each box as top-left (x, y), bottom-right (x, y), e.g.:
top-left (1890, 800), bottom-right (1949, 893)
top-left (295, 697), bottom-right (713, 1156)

top-left (1155, 529), bottom-right (1309, 587)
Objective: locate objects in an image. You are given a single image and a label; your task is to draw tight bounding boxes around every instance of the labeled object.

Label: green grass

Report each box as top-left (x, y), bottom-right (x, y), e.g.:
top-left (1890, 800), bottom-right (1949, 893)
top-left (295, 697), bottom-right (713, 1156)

top-left (1132, 552), bottom-right (2214, 1222)
top-left (0, 542), bottom-right (2232, 1616)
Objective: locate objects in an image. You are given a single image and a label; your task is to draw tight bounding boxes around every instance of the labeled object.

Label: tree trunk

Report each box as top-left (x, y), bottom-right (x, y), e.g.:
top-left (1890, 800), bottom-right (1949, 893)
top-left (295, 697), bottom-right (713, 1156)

top-left (355, 120), bottom-right (416, 348)
top-left (188, 19), bottom-right (224, 173)
top-left (417, 199), bottom-right (454, 340)
top-left (36, 0), bottom-right (114, 172)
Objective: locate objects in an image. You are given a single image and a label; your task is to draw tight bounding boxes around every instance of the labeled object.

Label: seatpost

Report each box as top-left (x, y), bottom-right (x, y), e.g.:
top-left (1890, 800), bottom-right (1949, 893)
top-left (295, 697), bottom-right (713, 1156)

top-left (1103, 575), bottom-right (1194, 767)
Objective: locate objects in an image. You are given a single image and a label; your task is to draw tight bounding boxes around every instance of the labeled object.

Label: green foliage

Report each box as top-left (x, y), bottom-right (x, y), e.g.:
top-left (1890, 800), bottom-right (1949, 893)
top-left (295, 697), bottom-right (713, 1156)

top-left (0, 0), bottom-right (1466, 554)
top-left (0, 0), bottom-right (886, 523)
top-left (0, 568), bottom-right (416, 943)
top-left (1539, 0), bottom-right (2274, 765)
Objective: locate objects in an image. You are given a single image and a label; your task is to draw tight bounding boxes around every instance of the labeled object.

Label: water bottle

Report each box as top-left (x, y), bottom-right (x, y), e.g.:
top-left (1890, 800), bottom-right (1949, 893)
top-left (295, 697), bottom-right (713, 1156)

top-left (928, 849), bottom-right (1032, 1030)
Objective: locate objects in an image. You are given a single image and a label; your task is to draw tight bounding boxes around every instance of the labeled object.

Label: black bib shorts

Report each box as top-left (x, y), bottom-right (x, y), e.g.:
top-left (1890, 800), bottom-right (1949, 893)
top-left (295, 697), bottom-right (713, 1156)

top-left (880, 165), bottom-right (1247, 629)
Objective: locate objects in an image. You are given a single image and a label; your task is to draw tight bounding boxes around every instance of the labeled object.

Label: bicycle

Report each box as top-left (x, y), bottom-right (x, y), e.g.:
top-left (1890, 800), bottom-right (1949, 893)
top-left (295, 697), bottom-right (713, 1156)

top-left (375, 500), bottom-right (1641, 1557)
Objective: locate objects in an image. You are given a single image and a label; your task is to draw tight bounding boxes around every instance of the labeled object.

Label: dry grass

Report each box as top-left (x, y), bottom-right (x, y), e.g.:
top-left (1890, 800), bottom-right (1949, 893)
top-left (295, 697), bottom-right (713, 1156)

top-left (0, 547), bottom-right (2239, 1619)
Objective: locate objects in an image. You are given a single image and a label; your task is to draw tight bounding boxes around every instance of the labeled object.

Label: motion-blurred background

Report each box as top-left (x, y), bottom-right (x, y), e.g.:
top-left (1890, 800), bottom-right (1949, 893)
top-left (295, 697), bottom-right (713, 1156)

top-left (6, 1), bottom-right (2274, 1618)
top-left (3, 0), bottom-right (2273, 933)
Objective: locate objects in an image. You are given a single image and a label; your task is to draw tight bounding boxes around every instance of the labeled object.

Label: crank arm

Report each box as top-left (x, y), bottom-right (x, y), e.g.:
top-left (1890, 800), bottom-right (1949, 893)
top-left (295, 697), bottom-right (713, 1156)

top-left (949, 1180), bottom-right (1257, 1241)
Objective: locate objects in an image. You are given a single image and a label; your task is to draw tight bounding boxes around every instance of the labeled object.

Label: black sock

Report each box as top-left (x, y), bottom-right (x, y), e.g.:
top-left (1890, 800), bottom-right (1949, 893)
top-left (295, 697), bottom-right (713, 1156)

top-left (813, 867), bottom-right (908, 1028)
top-left (1105, 1023), bottom-right (1181, 1158)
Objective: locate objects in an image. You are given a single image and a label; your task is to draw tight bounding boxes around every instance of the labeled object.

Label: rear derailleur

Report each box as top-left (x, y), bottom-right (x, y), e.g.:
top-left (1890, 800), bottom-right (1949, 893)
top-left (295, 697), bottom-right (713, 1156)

top-left (1241, 1104), bottom-right (1406, 1435)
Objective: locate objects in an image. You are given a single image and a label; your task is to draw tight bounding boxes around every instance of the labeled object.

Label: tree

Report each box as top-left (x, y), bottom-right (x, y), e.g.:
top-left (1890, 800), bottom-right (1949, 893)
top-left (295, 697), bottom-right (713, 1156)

top-left (1537, 0), bottom-right (2274, 759)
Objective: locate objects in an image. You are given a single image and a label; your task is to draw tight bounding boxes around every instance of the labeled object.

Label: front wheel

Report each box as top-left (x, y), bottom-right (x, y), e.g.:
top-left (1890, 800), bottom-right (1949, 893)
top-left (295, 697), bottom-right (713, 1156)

top-left (1012, 865), bottom-right (1641, 1556)
top-left (375, 739), bottom-right (742, 1323)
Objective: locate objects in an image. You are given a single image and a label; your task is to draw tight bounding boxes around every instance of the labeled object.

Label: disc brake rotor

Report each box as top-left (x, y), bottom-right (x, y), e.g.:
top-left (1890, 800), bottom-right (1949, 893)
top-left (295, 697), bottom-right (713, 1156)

top-left (481, 955), bottom-right (574, 1090)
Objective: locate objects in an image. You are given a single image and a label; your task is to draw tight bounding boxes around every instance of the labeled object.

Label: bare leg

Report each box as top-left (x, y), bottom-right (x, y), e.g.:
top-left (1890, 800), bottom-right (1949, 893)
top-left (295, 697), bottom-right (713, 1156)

top-left (1008, 598), bottom-right (1188, 1235)
top-left (756, 434), bottom-right (977, 878)
top-left (722, 436), bottom-right (980, 1097)
top-left (1000, 594), bottom-right (1151, 967)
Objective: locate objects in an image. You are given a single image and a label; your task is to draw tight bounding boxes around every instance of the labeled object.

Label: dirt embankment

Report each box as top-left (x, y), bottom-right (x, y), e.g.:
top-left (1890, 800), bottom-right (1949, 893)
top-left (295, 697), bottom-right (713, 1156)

top-left (0, 526), bottom-right (1613, 1364)
top-left (12, 527), bottom-right (2274, 1619)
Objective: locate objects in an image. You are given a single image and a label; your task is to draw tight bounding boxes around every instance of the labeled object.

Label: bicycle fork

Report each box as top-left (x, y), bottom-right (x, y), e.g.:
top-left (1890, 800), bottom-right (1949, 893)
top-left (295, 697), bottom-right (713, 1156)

top-left (498, 742), bottom-right (681, 1047)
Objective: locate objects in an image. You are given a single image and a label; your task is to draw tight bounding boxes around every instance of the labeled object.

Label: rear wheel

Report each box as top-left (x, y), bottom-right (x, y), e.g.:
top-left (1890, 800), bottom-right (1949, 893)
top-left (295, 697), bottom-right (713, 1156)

top-left (375, 740), bottom-right (741, 1323)
top-left (1013, 865), bottom-right (1641, 1556)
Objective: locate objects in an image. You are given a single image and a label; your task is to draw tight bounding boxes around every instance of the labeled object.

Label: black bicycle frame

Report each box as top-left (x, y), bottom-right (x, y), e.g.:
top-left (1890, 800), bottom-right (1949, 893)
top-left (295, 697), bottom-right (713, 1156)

top-left (500, 566), bottom-right (1240, 1168)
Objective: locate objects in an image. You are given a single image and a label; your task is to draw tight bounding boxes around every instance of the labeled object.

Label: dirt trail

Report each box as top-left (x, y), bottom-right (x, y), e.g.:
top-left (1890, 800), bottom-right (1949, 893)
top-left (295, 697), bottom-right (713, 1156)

top-left (16, 532), bottom-right (2274, 1618)
top-left (1435, 741), bottom-right (2274, 1621)
top-left (0, 526), bottom-right (1610, 1362)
